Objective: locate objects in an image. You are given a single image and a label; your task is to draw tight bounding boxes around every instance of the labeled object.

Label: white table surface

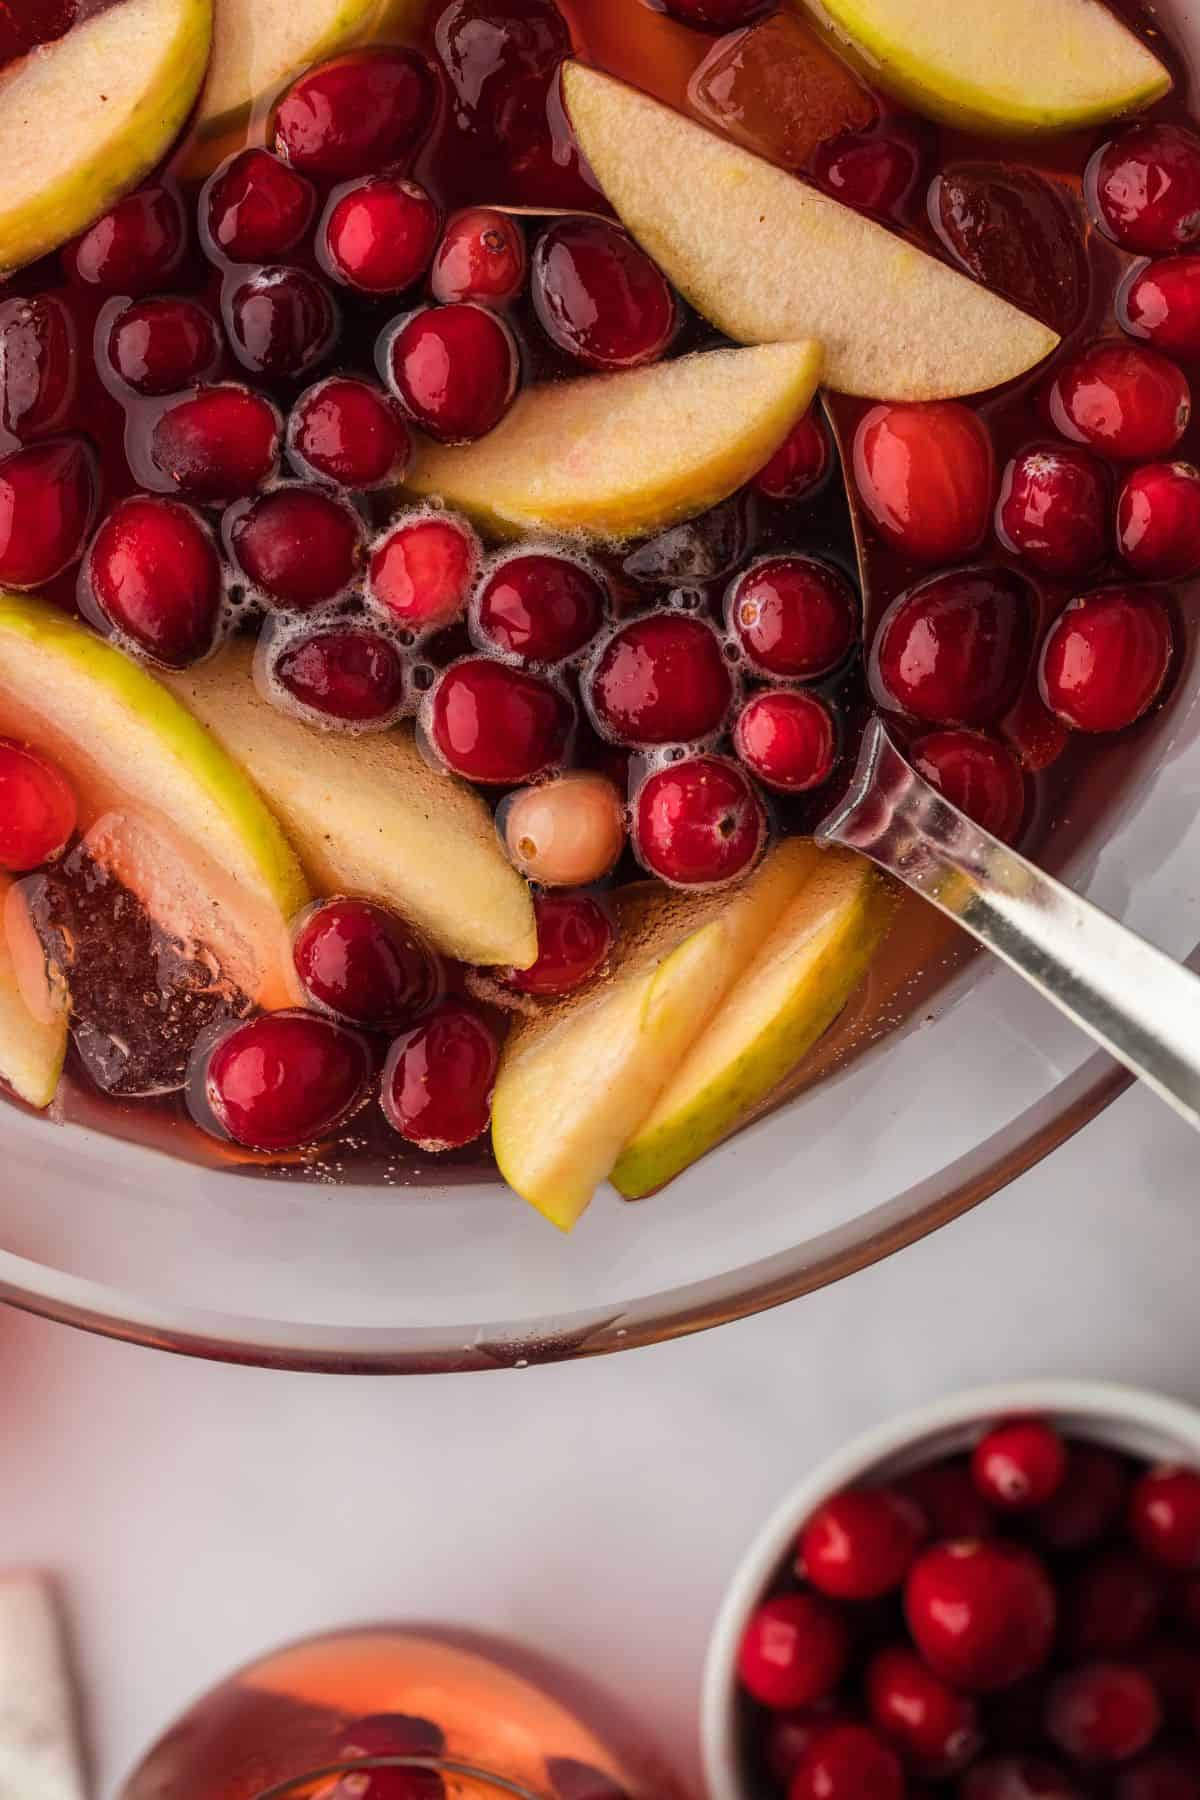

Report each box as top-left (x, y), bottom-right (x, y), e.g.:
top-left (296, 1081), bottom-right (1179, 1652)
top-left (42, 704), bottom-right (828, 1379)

top-left (0, 1075), bottom-right (1195, 1800)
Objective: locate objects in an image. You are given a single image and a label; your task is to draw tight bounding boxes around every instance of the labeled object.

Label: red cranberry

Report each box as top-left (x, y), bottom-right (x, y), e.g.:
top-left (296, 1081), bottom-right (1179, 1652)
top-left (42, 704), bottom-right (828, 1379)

top-left (996, 445), bottom-right (1109, 578)
top-left (588, 614), bottom-right (733, 747)
top-left (385, 303), bottom-right (518, 444)
top-left (504, 893), bottom-right (615, 997)
top-left (790, 1723), bottom-right (904, 1800)
top-left (727, 555), bottom-right (857, 681)
top-left (105, 297), bottom-right (220, 397)
top-left (905, 1540), bottom-right (1056, 1692)
top-left (1002, 680), bottom-right (1071, 774)
top-left (960, 1755), bottom-right (1084, 1800)
top-left (1118, 461), bottom-right (1200, 578)
top-left (0, 437), bottom-right (97, 588)
top-left (1090, 123), bottom-right (1200, 253)
top-left (1045, 1663), bottom-right (1161, 1765)
top-left (1130, 1467), bottom-right (1200, 1571)
top-left (870, 568), bottom-right (1034, 728)
top-left (203, 1010), bottom-right (370, 1151)
top-left (229, 486), bottom-right (362, 610)
top-left (294, 897), bottom-right (441, 1030)
top-left (381, 999), bottom-right (500, 1151)
top-left (634, 755), bottom-right (765, 888)
top-left (813, 128), bottom-right (922, 216)
top-left (272, 627), bottom-right (408, 725)
top-left (426, 657), bottom-right (573, 784)
top-left (84, 495), bottom-right (222, 667)
top-left (1139, 1640), bottom-right (1200, 1726)
top-left (1065, 1550), bottom-right (1164, 1658)
top-left (532, 218), bottom-right (676, 371)
top-left (432, 208), bottom-right (528, 308)
top-left (337, 1713), bottom-right (444, 1800)
top-left (203, 149), bottom-right (316, 264)
top-left (853, 402), bottom-right (994, 565)
top-left (972, 1419), bottom-right (1067, 1512)
top-left (0, 294), bottom-right (76, 440)
top-left (368, 512), bottom-right (480, 633)
top-left (1034, 1444), bottom-right (1130, 1552)
top-left (754, 410), bottom-right (831, 502)
top-left (913, 730), bottom-right (1026, 841)
top-left (866, 1646), bottom-right (978, 1775)
top-left (435, 0), bottom-right (570, 152)
top-left (1046, 343), bottom-right (1190, 460)
top-left (1039, 587), bottom-right (1173, 734)
top-left (1115, 1750), bottom-right (1200, 1800)
top-left (288, 378), bottom-right (411, 491)
top-left (0, 739), bottom-right (76, 871)
top-left (799, 1487), bottom-right (925, 1600)
top-left (226, 266), bottom-right (338, 379)
top-left (660, 0), bottom-right (771, 22)
top-left (899, 1460), bottom-right (995, 1540)
top-left (322, 176), bottom-right (440, 296)
top-left (1178, 1575), bottom-right (1200, 1633)
top-left (1121, 256), bottom-right (1200, 359)
top-left (734, 689), bottom-right (837, 793)
top-left (150, 385), bottom-right (281, 504)
top-left (474, 551), bottom-right (606, 665)
top-left (736, 1592), bottom-right (849, 1710)
top-left (63, 183), bottom-right (186, 293)
top-left (274, 48), bottom-right (435, 180)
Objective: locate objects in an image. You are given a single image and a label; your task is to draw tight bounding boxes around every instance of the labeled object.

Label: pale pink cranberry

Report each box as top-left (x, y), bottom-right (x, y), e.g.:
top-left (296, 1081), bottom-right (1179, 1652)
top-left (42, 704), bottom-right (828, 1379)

top-left (1064, 1550), bottom-right (1164, 1658)
top-left (0, 436), bottom-right (97, 588)
top-left (0, 739), bottom-right (76, 871)
top-left (367, 511), bottom-right (479, 632)
top-left (532, 218), bottom-right (676, 371)
top-left (63, 183), bottom-right (186, 292)
top-left (0, 294), bottom-right (76, 440)
top-left (1045, 343), bottom-right (1190, 460)
top-left (273, 627), bottom-right (407, 725)
top-left (150, 384), bottom-right (281, 503)
top-left (1045, 1663), bottom-right (1161, 1765)
top-left (85, 495), bottom-right (222, 667)
top-left (661, 0), bottom-right (771, 22)
top-left (727, 555), bottom-right (857, 680)
top-left (853, 401), bottom-right (994, 564)
top-left (865, 1646), bottom-right (978, 1775)
top-left (734, 690), bottom-right (837, 793)
top-left (203, 1010), bottom-right (371, 1151)
top-left (203, 148), bottom-right (316, 263)
top-left (905, 1540), bottom-right (1056, 1690)
top-left (790, 1723), bottom-right (904, 1800)
top-left (813, 127), bottom-right (922, 216)
top-left (972, 1420), bottom-right (1067, 1512)
top-left (503, 893), bottom-right (615, 997)
top-left (382, 999), bottom-right (500, 1151)
top-left (1090, 123), bottom-right (1200, 253)
top-left (754, 410), bottom-right (831, 502)
top-left (1002, 681), bottom-right (1071, 774)
top-left (1130, 1466), bottom-right (1200, 1570)
top-left (913, 730), bottom-right (1026, 841)
top-left (294, 897), bottom-right (441, 1029)
top-left (1117, 462), bottom-right (1200, 578)
top-left (322, 176), bottom-right (440, 296)
top-left (288, 377), bottom-right (410, 491)
top-left (432, 208), bottom-right (528, 307)
top-left (229, 486), bottom-right (362, 610)
top-left (996, 445), bottom-right (1109, 578)
top-left (1120, 256), bottom-right (1200, 359)
top-left (800, 1488), bottom-right (925, 1599)
top-left (273, 48), bottom-right (435, 180)
top-left (870, 568), bottom-right (1034, 727)
top-left (474, 551), bottom-right (606, 665)
top-left (634, 755), bottom-right (765, 887)
top-left (899, 1460), bottom-right (995, 1541)
top-left (1114, 1750), bottom-right (1200, 1800)
top-left (106, 297), bottom-right (220, 396)
top-left (1039, 588), bottom-right (1174, 734)
top-left (587, 614), bottom-right (733, 747)
top-left (736, 1592), bottom-right (849, 1710)
top-left (426, 657), bottom-right (573, 784)
top-left (1035, 1445), bottom-right (1130, 1552)
top-left (503, 774), bottom-right (627, 887)
top-left (384, 303), bottom-right (519, 443)
top-left (961, 1755), bottom-right (1085, 1800)
top-left (226, 266), bottom-right (338, 379)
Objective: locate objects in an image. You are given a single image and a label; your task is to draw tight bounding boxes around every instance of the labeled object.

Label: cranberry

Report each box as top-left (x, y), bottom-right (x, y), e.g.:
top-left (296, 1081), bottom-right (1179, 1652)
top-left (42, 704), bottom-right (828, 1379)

top-left (1130, 1467), bottom-right (1200, 1571)
top-left (913, 730), bottom-right (1026, 841)
top-left (0, 437), bottom-right (97, 588)
top-left (1121, 256), bottom-right (1200, 359)
top-left (960, 1755), bottom-right (1084, 1800)
top-left (203, 149), bottom-right (316, 264)
top-left (736, 1592), bottom-right (849, 1710)
top-left (63, 183), bottom-right (186, 293)
top-left (660, 0), bottom-right (771, 22)
top-left (1065, 1550), bottom-right (1164, 1658)
top-left (1046, 343), bottom-right (1190, 460)
top-left (996, 445), bottom-right (1109, 578)
top-left (870, 568), bottom-right (1034, 728)
top-left (587, 614), bottom-right (734, 748)
top-left (384, 303), bottom-right (518, 443)
top-left (905, 1540), bottom-right (1056, 1691)
top-left (1039, 587), bottom-right (1173, 734)
top-left (1118, 462), bottom-right (1200, 578)
top-left (229, 487), bottom-right (362, 611)
top-left (1034, 1445), bottom-right (1130, 1552)
top-left (294, 897), bottom-right (441, 1030)
top-left (474, 551), bottom-right (606, 665)
top-left (150, 385), bottom-right (281, 504)
top-left (726, 555), bottom-right (857, 681)
top-left (790, 1723), bottom-right (904, 1800)
top-left (226, 266), bottom-right (338, 379)
top-left (502, 773), bottom-right (627, 887)
top-left (972, 1419), bottom-right (1067, 1512)
top-left (381, 999), bottom-right (500, 1151)
top-left (435, 1), bottom-right (570, 151)
top-left (634, 755), bottom-right (765, 888)
top-left (866, 1646), bottom-right (978, 1775)
top-left (273, 627), bottom-right (408, 725)
top-left (84, 495), bottom-right (222, 667)
top-left (0, 739), bottom-right (76, 871)
top-left (853, 401), bottom-right (994, 564)
top-left (1115, 1750), bottom-right (1200, 1800)
top-left (532, 218), bottom-right (676, 371)
top-left (426, 657), bottom-right (573, 784)
top-left (432, 209), bottom-right (528, 308)
top-left (932, 164), bottom-right (1088, 336)
top-left (322, 177), bottom-right (440, 297)
top-left (900, 1460), bottom-right (995, 1540)
top-left (799, 1487), bottom-right (925, 1600)
top-left (0, 295), bottom-right (76, 441)
top-left (734, 689), bottom-right (837, 793)
top-left (274, 48), bottom-right (435, 179)
top-left (203, 1010), bottom-right (370, 1151)
top-left (1090, 123), bottom-right (1200, 253)
top-left (813, 128), bottom-right (922, 216)
top-left (368, 512), bottom-right (480, 633)
top-left (1001, 681), bottom-right (1071, 774)
top-left (1045, 1663), bottom-right (1161, 1765)
top-left (754, 410), bottom-right (831, 502)
top-left (504, 893), bottom-right (615, 997)
top-left (1139, 1640), bottom-right (1200, 1726)
top-left (105, 297), bottom-right (220, 397)
top-left (288, 378), bottom-right (410, 491)
top-left (337, 1713), bottom-right (444, 1800)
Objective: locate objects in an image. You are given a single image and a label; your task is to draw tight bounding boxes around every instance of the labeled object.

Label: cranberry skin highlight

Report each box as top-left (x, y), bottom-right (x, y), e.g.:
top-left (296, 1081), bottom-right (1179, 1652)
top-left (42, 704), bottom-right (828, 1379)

top-left (368, 512), bottom-right (479, 633)
top-left (0, 739), bottom-right (77, 872)
top-left (972, 1419), bottom-right (1068, 1512)
top-left (288, 377), bottom-right (411, 492)
top-left (736, 1592), bottom-right (849, 1710)
top-left (870, 567), bottom-right (1035, 728)
top-left (532, 218), bottom-right (676, 371)
top-left (382, 999), bottom-right (500, 1151)
top-left (273, 48), bottom-right (435, 180)
top-left (106, 297), bottom-right (220, 397)
top-left (432, 208), bottom-right (528, 307)
top-left (503, 893), bottom-right (615, 997)
top-left (904, 1539), bottom-right (1057, 1691)
top-left (427, 658), bottom-right (573, 785)
top-left (727, 555), bottom-right (857, 681)
top-left (385, 303), bottom-right (519, 444)
top-left (1039, 588), bottom-right (1174, 734)
top-left (754, 410), bottom-right (830, 502)
top-left (1090, 123), bottom-right (1200, 253)
top-left (0, 436), bottom-right (98, 589)
top-left (1130, 1466), bottom-right (1200, 1570)
top-left (734, 689), bottom-right (837, 793)
top-left (799, 1487), bottom-right (926, 1599)
top-left (1045, 344), bottom-right (1190, 461)
top-left (229, 487), bottom-right (363, 611)
top-left (474, 551), bottom-right (607, 665)
top-left (202, 1010), bottom-right (371, 1152)
top-left (1117, 462), bottom-right (1200, 579)
top-left (321, 176), bottom-right (440, 296)
top-left (634, 755), bottom-right (765, 888)
top-left (85, 495), bottom-right (223, 668)
top-left (226, 266), bottom-right (339, 380)
top-left (150, 385), bottom-right (281, 505)
top-left (294, 897), bottom-right (442, 1030)
top-left (853, 401), bottom-right (994, 564)
top-left (203, 149), bottom-right (316, 263)
top-left (913, 730), bottom-right (1026, 841)
top-left (63, 183), bottom-right (186, 293)
top-left (996, 445), bottom-right (1109, 578)
top-left (1121, 255), bottom-right (1200, 359)
top-left (587, 614), bottom-right (734, 748)
top-left (272, 628), bottom-right (408, 725)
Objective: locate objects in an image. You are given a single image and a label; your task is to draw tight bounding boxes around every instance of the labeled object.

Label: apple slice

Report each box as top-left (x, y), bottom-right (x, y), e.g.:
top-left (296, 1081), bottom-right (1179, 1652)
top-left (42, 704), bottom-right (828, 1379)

top-left (406, 341), bottom-right (822, 540)
top-left (170, 642), bottom-right (537, 970)
top-left (0, 878), bottom-right (67, 1110)
top-left (0, 0), bottom-right (213, 278)
top-left (796, 0), bottom-right (1169, 135)
top-left (613, 847), bottom-right (891, 1198)
top-left (492, 840), bottom-right (823, 1230)
top-left (562, 63), bottom-right (1059, 400)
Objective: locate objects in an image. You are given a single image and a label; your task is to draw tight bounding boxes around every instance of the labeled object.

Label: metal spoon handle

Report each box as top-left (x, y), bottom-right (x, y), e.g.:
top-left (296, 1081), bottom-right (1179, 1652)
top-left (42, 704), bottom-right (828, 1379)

top-left (818, 718), bottom-right (1200, 1132)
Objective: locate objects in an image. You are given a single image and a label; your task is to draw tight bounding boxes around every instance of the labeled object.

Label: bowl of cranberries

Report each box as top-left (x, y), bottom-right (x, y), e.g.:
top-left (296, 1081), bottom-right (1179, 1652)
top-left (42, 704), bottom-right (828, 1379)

top-left (704, 1382), bottom-right (1200, 1800)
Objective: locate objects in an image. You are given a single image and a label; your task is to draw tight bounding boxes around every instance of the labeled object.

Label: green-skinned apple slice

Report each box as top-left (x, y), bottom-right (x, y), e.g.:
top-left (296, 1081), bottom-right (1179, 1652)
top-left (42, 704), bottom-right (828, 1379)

top-left (0, 877), bottom-right (67, 1110)
top-left (562, 63), bottom-right (1059, 400)
top-left (0, 0), bottom-right (213, 278)
top-left (794, 0), bottom-right (1169, 134)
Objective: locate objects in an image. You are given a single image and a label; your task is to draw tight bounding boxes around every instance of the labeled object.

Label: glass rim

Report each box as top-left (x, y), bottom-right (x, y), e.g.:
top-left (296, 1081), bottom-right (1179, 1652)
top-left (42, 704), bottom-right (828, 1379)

top-left (253, 1755), bottom-right (546, 1800)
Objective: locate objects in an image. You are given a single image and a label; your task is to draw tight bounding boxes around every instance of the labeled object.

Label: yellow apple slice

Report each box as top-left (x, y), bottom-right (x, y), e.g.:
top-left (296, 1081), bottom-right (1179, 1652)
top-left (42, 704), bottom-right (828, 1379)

top-left (405, 342), bottom-right (822, 540)
top-left (562, 63), bottom-right (1059, 401)
top-left (492, 840), bottom-right (823, 1230)
top-left (796, 0), bottom-right (1169, 135)
top-left (170, 643), bottom-right (537, 969)
top-left (0, 0), bottom-right (213, 278)
top-left (613, 847), bottom-right (892, 1197)
top-left (0, 878), bottom-right (67, 1110)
